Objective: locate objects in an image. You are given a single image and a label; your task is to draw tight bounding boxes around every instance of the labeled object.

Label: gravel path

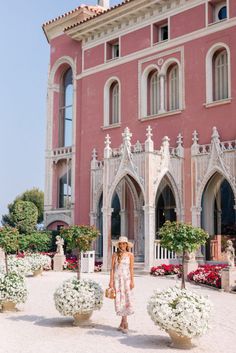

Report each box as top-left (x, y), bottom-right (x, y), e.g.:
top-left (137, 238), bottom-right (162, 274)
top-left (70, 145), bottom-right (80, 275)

top-left (0, 270), bottom-right (235, 353)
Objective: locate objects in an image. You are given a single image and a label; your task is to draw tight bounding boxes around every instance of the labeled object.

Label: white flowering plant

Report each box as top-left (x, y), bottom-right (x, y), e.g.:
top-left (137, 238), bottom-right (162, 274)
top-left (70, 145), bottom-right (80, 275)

top-left (0, 272), bottom-right (28, 305)
top-left (147, 286), bottom-right (212, 338)
top-left (7, 256), bottom-right (31, 276)
top-left (26, 253), bottom-right (52, 272)
top-left (54, 278), bottom-right (103, 316)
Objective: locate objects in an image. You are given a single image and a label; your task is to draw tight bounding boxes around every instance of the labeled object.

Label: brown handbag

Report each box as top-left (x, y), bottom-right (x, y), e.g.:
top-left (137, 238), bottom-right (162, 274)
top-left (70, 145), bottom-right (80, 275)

top-left (105, 287), bottom-right (116, 299)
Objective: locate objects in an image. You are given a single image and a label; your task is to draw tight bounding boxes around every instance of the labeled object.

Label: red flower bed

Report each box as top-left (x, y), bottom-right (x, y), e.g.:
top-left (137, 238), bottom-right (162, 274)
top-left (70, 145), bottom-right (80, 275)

top-left (188, 264), bottom-right (228, 289)
top-left (150, 264), bottom-right (182, 276)
top-left (64, 256), bottom-right (78, 271)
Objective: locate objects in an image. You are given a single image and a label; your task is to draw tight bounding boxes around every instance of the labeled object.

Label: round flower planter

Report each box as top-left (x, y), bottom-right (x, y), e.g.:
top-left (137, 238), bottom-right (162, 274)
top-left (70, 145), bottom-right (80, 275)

top-left (73, 311), bottom-right (93, 326)
top-left (54, 277), bottom-right (103, 326)
top-left (1, 300), bottom-right (17, 312)
top-left (33, 268), bottom-right (43, 276)
top-left (168, 329), bottom-right (193, 349)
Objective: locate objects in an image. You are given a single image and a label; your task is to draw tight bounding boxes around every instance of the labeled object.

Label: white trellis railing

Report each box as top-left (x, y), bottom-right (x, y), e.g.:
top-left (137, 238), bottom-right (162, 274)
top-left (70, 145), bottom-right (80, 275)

top-left (154, 240), bottom-right (177, 263)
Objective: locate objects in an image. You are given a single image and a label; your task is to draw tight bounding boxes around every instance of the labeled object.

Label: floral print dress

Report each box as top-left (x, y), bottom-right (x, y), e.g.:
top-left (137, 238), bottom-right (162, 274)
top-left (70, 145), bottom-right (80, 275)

top-left (114, 254), bottom-right (134, 316)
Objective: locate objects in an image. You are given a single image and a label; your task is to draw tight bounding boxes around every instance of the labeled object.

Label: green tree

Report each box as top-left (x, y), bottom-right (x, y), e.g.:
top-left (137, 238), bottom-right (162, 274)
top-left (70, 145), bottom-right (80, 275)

top-left (0, 226), bottom-right (19, 273)
top-left (159, 221), bottom-right (209, 289)
top-left (60, 225), bottom-right (100, 279)
top-left (12, 201), bottom-right (38, 234)
top-left (19, 232), bottom-right (51, 253)
top-left (2, 188), bottom-right (44, 225)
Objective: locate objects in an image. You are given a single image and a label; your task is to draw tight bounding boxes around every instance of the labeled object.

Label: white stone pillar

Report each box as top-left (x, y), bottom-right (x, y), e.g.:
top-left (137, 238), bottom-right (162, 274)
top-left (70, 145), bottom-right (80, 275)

top-left (159, 74), bottom-right (166, 114)
top-left (144, 126), bottom-right (155, 270)
top-left (102, 134), bottom-right (112, 271)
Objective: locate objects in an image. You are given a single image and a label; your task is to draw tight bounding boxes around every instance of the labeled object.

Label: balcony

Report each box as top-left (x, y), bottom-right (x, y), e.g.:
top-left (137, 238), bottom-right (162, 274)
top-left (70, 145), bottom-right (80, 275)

top-left (52, 146), bottom-right (73, 163)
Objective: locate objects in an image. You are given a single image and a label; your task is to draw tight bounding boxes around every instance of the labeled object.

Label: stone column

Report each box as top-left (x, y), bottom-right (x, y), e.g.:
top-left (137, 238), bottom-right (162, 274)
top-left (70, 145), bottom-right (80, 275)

top-left (159, 74), bottom-right (166, 114)
top-left (143, 205), bottom-right (156, 270)
top-left (102, 207), bottom-right (113, 271)
top-left (102, 134), bottom-right (112, 271)
top-left (144, 126), bottom-right (155, 270)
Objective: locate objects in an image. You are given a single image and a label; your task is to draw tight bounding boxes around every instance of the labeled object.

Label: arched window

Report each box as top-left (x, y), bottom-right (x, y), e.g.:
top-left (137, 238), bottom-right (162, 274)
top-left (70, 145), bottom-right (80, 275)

top-left (59, 68), bottom-right (73, 147)
top-left (213, 50), bottom-right (228, 101)
top-left (147, 70), bottom-right (159, 116)
top-left (168, 65), bottom-right (179, 111)
top-left (110, 82), bottom-right (119, 124)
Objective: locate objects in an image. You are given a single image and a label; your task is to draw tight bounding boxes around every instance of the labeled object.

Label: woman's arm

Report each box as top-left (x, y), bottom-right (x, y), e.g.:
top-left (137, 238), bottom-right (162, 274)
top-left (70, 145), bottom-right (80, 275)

top-left (129, 253), bottom-right (134, 289)
top-left (109, 253), bottom-right (116, 288)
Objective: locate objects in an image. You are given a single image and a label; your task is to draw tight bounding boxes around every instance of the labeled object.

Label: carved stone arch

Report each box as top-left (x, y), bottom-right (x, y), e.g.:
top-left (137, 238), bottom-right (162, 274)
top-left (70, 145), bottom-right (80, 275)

top-left (140, 64), bottom-right (159, 118)
top-left (48, 56), bottom-right (76, 86)
top-left (45, 214), bottom-right (71, 228)
top-left (196, 166), bottom-right (236, 210)
top-left (160, 57), bottom-right (181, 76)
top-left (108, 170), bottom-right (145, 207)
top-left (155, 171), bottom-right (183, 221)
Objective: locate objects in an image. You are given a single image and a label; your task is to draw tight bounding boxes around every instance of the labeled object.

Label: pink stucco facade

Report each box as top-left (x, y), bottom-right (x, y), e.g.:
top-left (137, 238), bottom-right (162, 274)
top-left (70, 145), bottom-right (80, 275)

top-left (43, 0), bottom-right (236, 265)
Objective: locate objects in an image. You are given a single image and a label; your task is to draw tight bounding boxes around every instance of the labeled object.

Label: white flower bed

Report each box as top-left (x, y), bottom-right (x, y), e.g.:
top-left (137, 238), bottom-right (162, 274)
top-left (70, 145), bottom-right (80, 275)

top-left (26, 254), bottom-right (52, 272)
top-left (147, 286), bottom-right (212, 338)
top-left (54, 278), bottom-right (103, 316)
top-left (0, 273), bottom-right (28, 304)
top-left (7, 255), bottom-right (31, 276)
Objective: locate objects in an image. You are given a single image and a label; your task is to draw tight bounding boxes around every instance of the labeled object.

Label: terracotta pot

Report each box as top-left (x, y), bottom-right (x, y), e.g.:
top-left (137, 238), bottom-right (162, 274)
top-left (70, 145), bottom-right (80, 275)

top-left (33, 268), bottom-right (43, 276)
top-left (1, 301), bottom-right (17, 312)
top-left (73, 311), bottom-right (93, 326)
top-left (168, 329), bottom-right (193, 349)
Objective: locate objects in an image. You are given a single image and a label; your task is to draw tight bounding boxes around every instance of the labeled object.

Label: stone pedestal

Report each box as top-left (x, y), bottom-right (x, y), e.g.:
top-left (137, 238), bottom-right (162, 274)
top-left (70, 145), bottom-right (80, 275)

top-left (221, 267), bottom-right (236, 292)
top-left (184, 260), bottom-right (198, 280)
top-left (53, 254), bottom-right (66, 272)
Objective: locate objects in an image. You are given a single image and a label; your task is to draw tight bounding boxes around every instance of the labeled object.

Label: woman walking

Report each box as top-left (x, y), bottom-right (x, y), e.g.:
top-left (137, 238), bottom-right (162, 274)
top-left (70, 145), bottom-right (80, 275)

top-left (109, 236), bottom-right (134, 333)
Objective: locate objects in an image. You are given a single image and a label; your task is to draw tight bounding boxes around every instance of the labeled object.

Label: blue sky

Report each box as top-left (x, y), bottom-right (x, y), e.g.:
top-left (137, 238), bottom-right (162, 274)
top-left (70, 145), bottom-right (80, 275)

top-left (0, 0), bottom-right (120, 222)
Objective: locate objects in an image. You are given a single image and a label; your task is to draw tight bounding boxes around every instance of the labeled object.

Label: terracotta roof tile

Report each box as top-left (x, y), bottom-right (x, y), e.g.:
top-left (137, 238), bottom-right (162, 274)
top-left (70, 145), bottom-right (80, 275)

top-left (42, 4), bottom-right (106, 27)
top-left (64, 0), bottom-right (134, 31)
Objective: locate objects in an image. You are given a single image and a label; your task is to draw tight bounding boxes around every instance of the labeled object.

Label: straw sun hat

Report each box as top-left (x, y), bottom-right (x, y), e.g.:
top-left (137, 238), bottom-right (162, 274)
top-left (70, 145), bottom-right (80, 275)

top-left (115, 236), bottom-right (133, 248)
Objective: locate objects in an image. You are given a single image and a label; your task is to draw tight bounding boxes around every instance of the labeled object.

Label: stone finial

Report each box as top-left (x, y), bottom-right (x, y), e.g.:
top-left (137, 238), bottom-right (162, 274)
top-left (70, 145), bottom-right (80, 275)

top-left (104, 134), bottom-right (112, 158)
top-left (176, 133), bottom-right (184, 158)
top-left (192, 130), bottom-right (199, 144)
top-left (122, 127), bottom-right (132, 148)
top-left (191, 130), bottom-right (199, 155)
top-left (145, 125), bottom-right (154, 152)
top-left (146, 125), bottom-right (153, 141)
top-left (92, 148), bottom-right (97, 161)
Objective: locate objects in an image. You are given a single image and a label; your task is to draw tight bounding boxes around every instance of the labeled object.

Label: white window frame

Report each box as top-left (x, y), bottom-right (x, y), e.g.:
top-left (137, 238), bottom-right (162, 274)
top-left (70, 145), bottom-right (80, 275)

top-left (159, 24), bottom-right (168, 42)
top-left (150, 71), bottom-right (159, 115)
top-left (169, 65), bottom-right (179, 111)
top-left (104, 77), bottom-right (121, 127)
top-left (214, 2), bottom-right (227, 22)
top-left (206, 43), bottom-right (231, 104)
top-left (214, 50), bottom-right (228, 101)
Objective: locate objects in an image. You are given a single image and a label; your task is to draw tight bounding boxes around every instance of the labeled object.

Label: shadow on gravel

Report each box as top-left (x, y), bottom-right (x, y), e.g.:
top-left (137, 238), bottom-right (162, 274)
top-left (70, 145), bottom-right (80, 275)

top-left (119, 334), bottom-right (170, 349)
top-left (7, 315), bottom-right (74, 328)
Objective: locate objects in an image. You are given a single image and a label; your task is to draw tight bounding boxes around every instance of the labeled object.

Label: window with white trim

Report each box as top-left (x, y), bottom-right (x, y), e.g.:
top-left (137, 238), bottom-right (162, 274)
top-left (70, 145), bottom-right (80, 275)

top-left (149, 71), bottom-right (159, 115)
top-left (110, 82), bottom-right (119, 124)
top-left (213, 49), bottom-right (228, 101)
top-left (59, 68), bottom-right (73, 147)
top-left (168, 65), bottom-right (179, 111)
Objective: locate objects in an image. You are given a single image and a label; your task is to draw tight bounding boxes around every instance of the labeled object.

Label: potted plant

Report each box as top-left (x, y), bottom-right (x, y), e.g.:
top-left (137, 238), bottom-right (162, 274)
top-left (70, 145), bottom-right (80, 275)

top-left (54, 277), bottom-right (103, 326)
top-left (147, 221), bottom-right (211, 349)
top-left (26, 253), bottom-right (51, 276)
top-left (54, 225), bottom-right (102, 325)
top-left (0, 226), bottom-right (28, 312)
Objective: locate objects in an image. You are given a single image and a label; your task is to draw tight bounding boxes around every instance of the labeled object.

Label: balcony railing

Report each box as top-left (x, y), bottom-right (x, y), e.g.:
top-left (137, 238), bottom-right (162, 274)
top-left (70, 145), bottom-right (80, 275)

top-left (154, 240), bottom-right (177, 262)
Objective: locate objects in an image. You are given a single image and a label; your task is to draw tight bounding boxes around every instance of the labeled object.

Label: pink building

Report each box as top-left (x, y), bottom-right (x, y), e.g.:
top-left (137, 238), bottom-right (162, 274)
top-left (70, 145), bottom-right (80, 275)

top-left (43, 0), bottom-right (236, 270)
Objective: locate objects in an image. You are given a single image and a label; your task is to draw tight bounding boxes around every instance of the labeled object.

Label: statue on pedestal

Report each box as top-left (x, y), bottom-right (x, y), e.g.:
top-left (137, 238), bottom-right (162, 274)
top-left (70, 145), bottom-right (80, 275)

top-left (225, 240), bottom-right (235, 267)
top-left (55, 236), bottom-right (64, 255)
